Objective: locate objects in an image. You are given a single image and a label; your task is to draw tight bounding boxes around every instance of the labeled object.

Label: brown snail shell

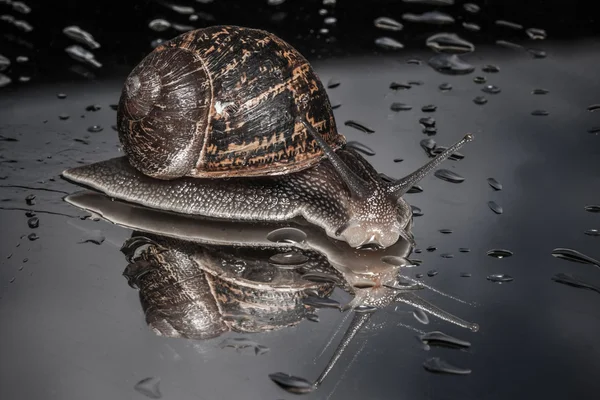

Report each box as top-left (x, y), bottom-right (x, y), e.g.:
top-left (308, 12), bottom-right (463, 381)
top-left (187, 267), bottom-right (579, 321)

top-left (118, 25), bottom-right (345, 180)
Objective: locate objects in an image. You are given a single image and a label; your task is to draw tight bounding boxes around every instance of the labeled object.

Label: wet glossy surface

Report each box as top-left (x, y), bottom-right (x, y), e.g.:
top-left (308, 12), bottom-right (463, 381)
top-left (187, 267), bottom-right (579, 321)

top-left (1, 0), bottom-right (600, 399)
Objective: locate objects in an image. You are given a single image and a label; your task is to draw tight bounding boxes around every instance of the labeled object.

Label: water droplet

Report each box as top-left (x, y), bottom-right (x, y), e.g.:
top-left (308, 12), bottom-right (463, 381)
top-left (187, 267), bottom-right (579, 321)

top-left (463, 3), bottom-right (480, 13)
top-left (421, 104), bottom-right (437, 112)
top-left (531, 110), bottom-right (549, 116)
top-left (473, 96), bottom-right (487, 105)
top-left (482, 64), bottom-right (500, 73)
top-left (426, 246), bottom-right (437, 252)
top-left (402, 11), bottom-right (455, 24)
top-left (420, 331), bottom-right (471, 348)
top-left (409, 80), bottom-right (424, 86)
top-left (13, 19), bottom-right (33, 32)
top-left (393, 158), bottom-right (404, 163)
top-left (390, 103), bottom-right (412, 111)
top-left (25, 211), bottom-right (35, 218)
top-left (269, 372), bottom-right (314, 394)
top-left (426, 33), bottom-right (474, 54)
top-left (0, 73), bottom-right (12, 88)
top-left (439, 83), bottom-right (452, 91)
top-left (0, 54), bottom-right (10, 71)
top-left (326, 77), bottom-right (340, 88)
top-left (402, 0), bottom-right (454, 4)
top-left (584, 229), bottom-right (600, 237)
top-left (150, 38), bottom-right (165, 48)
top-left (419, 117), bottom-right (436, 128)
top-left (551, 273), bottom-right (600, 294)
top-left (18, 76), bottom-right (30, 83)
top-left (220, 338), bottom-right (270, 355)
top-left (487, 249), bottom-right (513, 258)
top-left (374, 16), bottom-right (405, 32)
top-left (306, 313), bottom-right (319, 322)
top-left (423, 357), bottom-right (471, 375)
top-left (488, 201), bottom-right (503, 214)
top-left (496, 40), bottom-right (524, 50)
top-left (526, 28), bottom-right (547, 40)
top-left (460, 272), bottom-right (472, 277)
top-left (587, 104), bottom-right (600, 112)
top-left (167, 4), bottom-right (195, 14)
top-left (134, 377), bottom-right (162, 399)
top-left (407, 58), bottom-right (422, 65)
top-left (482, 85), bottom-right (501, 94)
top-left (585, 205), bottom-right (600, 213)
top-left (355, 305), bottom-right (378, 313)
top-left (528, 48), bottom-right (547, 58)
top-left (381, 255), bottom-right (414, 267)
top-left (415, 273), bottom-right (424, 278)
top-left (374, 37), bottom-right (404, 50)
top-left (459, 247), bottom-right (471, 253)
top-left (588, 127), bottom-right (600, 134)
top-left (344, 120), bottom-right (375, 133)
top-left (266, 227), bottom-right (307, 244)
top-left (302, 295), bottom-right (341, 310)
top-left (27, 217), bottom-right (39, 228)
top-left (487, 273), bottom-right (514, 283)
top-left (25, 194), bottom-right (36, 205)
top-left (428, 54), bottom-right (474, 75)
top-left (59, 113), bottom-right (70, 120)
top-left (346, 141), bottom-right (375, 156)
top-left (487, 177), bottom-right (503, 190)
top-left (63, 26), bottom-right (100, 49)
top-left (462, 22), bottom-right (481, 31)
top-left (440, 253), bottom-right (454, 258)
top-left (551, 248), bottom-right (600, 267)
top-left (434, 169), bottom-right (465, 183)
top-left (495, 20), bottom-right (523, 30)
top-left (411, 205), bottom-right (423, 216)
top-left (87, 125), bottom-right (103, 132)
top-left (427, 270), bottom-right (438, 277)
top-left (439, 229), bottom-right (453, 234)
top-left (85, 104), bottom-right (101, 112)
top-left (407, 185), bottom-right (423, 193)
top-left (65, 45), bottom-right (102, 68)
top-left (390, 82), bottom-right (412, 92)
top-left (57, 93), bottom-right (67, 99)
top-left (324, 16), bottom-right (337, 25)
top-left (420, 138), bottom-right (436, 155)
top-left (27, 233), bottom-right (39, 241)
top-left (413, 309), bottom-right (430, 324)
top-left (269, 252), bottom-right (309, 268)
top-left (148, 19), bottom-right (171, 32)
top-left (532, 88), bottom-right (549, 95)
top-left (473, 76), bottom-right (486, 84)
top-left (268, 0), bottom-right (286, 5)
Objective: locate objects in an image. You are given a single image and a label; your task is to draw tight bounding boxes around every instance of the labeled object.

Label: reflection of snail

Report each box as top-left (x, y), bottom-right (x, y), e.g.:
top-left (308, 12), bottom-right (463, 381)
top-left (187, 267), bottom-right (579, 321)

top-left (121, 232), bottom-right (340, 339)
top-left (61, 25), bottom-right (473, 249)
top-left (65, 190), bottom-right (479, 395)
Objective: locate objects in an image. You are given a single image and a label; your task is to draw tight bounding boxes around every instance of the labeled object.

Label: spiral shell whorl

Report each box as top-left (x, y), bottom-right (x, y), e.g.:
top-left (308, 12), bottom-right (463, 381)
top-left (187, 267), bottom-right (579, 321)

top-left (117, 46), bottom-right (212, 180)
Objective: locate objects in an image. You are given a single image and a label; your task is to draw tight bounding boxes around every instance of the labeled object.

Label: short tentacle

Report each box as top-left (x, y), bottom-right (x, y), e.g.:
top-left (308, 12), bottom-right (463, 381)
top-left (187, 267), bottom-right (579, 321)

top-left (387, 134), bottom-right (474, 200)
top-left (298, 117), bottom-right (372, 200)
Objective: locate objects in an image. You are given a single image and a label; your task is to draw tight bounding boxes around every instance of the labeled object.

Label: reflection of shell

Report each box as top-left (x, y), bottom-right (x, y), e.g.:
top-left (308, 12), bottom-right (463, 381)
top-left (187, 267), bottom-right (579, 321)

top-left (122, 232), bottom-right (337, 340)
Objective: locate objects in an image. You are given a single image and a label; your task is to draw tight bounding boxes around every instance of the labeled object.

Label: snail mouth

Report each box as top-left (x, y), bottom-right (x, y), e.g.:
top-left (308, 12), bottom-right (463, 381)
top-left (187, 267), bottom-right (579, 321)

top-left (356, 243), bottom-right (384, 251)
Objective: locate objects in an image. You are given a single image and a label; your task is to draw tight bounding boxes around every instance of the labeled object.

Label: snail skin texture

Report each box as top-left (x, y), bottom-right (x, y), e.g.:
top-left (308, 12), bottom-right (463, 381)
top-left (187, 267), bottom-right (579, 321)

top-left (61, 25), bottom-right (473, 249)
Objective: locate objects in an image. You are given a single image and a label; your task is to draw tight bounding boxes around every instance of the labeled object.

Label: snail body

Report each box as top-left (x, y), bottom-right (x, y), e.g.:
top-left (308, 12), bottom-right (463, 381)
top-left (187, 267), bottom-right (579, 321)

top-left (62, 25), bottom-right (473, 249)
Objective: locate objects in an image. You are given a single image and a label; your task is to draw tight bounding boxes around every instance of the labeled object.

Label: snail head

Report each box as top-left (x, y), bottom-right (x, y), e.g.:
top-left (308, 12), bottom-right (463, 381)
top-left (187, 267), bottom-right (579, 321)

top-left (298, 116), bottom-right (472, 249)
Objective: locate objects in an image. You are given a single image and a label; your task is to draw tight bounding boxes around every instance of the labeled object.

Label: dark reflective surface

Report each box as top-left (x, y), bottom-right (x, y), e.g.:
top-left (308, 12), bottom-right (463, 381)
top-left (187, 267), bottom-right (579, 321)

top-left (1, 0), bottom-right (600, 399)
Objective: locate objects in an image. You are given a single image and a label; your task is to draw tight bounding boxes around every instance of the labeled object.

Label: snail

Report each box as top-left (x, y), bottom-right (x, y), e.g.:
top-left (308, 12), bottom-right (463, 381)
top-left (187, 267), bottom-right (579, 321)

top-left (65, 190), bottom-right (479, 394)
top-left (61, 25), bottom-right (473, 249)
